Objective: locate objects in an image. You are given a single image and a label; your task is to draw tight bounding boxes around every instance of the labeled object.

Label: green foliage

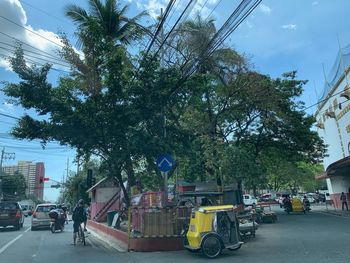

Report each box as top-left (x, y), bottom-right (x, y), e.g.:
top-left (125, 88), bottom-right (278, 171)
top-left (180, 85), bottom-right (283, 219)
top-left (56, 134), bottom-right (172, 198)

top-left (2, 9), bottom-right (327, 204)
top-left (0, 171), bottom-right (26, 201)
top-left (61, 159), bottom-right (105, 205)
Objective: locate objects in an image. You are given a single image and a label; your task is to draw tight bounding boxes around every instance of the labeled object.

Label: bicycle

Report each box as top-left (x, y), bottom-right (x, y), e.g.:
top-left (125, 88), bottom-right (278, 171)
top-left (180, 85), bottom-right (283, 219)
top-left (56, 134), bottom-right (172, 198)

top-left (77, 223), bottom-right (86, 246)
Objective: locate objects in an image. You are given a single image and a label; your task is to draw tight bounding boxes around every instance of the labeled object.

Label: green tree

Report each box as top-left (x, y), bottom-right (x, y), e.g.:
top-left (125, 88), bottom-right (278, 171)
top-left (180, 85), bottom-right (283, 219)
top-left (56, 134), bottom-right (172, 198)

top-left (1, 171), bottom-right (26, 201)
top-left (65, 0), bottom-right (147, 46)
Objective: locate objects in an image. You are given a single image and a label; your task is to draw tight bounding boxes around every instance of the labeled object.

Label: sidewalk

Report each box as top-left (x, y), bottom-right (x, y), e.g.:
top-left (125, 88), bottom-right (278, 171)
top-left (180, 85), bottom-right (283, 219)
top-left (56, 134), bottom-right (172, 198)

top-left (311, 203), bottom-right (350, 219)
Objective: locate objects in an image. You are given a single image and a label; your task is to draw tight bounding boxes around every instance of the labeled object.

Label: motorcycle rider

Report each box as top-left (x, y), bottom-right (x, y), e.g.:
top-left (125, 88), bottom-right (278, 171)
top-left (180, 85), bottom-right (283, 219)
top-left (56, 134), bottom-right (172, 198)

top-left (283, 196), bottom-right (292, 211)
top-left (303, 195), bottom-right (311, 211)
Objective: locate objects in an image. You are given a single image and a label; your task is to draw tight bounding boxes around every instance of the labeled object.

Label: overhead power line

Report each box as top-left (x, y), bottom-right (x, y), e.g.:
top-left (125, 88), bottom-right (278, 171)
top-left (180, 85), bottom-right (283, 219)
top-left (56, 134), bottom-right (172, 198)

top-left (0, 15), bottom-right (64, 48)
top-left (180, 0), bottom-right (262, 80)
top-left (153, 0), bottom-right (198, 60)
top-left (19, 0), bottom-right (71, 26)
top-left (0, 113), bottom-right (20, 120)
top-left (205, 0), bottom-right (223, 20)
top-left (0, 47), bottom-right (70, 69)
top-left (0, 41), bottom-right (69, 65)
top-left (0, 31), bottom-right (64, 61)
top-left (144, 0), bottom-right (177, 58)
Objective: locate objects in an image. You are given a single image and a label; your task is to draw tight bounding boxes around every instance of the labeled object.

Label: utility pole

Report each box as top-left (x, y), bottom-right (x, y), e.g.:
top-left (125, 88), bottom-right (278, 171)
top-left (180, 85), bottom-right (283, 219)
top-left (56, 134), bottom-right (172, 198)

top-left (159, 8), bottom-right (169, 206)
top-left (0, 147), bottom-right (16, 201)
top-left (62, 157), bottom-right (69, 203)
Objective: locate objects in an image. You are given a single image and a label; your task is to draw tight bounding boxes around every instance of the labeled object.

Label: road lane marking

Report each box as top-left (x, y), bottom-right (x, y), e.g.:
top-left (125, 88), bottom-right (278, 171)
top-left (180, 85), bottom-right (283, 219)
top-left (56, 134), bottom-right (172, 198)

top-left (0, 234), bottom-right (23, 254)
top-left (25, 227), bottom-right (30, 232)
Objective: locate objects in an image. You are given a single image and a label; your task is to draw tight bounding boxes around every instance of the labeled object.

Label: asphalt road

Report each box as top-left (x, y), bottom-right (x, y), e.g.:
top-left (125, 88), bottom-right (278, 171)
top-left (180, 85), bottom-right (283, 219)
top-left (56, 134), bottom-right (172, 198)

top-left (1, 208), bottom-right (350, 263)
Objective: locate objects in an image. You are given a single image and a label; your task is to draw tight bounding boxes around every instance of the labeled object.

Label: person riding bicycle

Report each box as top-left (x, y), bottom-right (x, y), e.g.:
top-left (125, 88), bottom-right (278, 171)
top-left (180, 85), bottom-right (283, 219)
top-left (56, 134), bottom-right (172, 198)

top-left (72, 199), bottom-right (87, 245)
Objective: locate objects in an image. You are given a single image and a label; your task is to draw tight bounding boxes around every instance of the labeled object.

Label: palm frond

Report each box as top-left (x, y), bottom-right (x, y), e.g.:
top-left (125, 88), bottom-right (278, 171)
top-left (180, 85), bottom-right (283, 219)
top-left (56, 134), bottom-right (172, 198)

top-left (65, 4), bottom-right (89, 25)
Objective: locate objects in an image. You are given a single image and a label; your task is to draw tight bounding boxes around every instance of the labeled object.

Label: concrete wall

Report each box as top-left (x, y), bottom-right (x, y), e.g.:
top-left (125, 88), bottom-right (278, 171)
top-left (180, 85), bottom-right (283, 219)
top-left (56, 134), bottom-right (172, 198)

top-left (96, 187), bottom-right (117, 202)
top-left (90, 187), bottom-right (121, 220)
top-left (330, 193), bottom-right (350, 209)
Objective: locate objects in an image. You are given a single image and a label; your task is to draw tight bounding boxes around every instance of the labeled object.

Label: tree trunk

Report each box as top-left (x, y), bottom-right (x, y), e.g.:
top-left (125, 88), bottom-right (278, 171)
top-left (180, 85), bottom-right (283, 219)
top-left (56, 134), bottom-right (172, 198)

top-left (125, 156), bottom-right (136, 188)
top-left (108, 162), bottom-right (130, 207)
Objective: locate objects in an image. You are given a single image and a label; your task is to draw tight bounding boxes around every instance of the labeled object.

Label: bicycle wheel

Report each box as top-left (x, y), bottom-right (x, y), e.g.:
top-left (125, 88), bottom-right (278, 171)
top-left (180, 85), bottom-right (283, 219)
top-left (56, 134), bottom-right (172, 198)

top-left (80, 225), bottom-right (86, 246)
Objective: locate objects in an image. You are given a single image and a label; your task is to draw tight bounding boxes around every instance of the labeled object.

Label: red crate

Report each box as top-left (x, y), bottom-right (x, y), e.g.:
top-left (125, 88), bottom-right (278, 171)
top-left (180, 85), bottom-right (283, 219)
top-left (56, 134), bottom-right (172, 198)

top-left (178, 185), bottom-right (195, 193)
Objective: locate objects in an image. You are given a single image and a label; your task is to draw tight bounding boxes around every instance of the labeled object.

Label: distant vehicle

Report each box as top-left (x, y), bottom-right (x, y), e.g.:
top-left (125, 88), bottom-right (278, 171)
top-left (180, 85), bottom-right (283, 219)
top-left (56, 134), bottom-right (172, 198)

top-left (243, 194), bottom-right (257, 206)
top-left (0, 201), bottom-right (24, 230)
top-left (260, 193), bottom-right (272, 202)
top-left (31, 203), bottom-right (56, 231)
top-left (21, 205), bottom-right (34, 217)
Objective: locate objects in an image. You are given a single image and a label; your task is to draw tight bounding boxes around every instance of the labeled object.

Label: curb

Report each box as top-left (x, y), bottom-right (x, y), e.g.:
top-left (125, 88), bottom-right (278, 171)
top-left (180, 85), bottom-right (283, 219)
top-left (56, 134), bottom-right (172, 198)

top-left (89, 228), bottom-right (127, 252)
top-left (87, 226), bottom-right (127, 252)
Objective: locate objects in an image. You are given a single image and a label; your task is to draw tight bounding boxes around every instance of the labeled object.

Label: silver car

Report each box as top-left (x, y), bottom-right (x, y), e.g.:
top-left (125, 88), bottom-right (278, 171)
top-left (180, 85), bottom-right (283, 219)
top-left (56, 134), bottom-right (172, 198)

top-left (31, 203), bottom-right (56, 230)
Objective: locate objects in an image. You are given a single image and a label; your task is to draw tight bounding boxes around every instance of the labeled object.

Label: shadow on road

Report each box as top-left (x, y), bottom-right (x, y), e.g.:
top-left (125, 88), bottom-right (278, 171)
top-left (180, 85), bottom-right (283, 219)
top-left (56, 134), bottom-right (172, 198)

top-left (0, 226), bottom-right (20, 232)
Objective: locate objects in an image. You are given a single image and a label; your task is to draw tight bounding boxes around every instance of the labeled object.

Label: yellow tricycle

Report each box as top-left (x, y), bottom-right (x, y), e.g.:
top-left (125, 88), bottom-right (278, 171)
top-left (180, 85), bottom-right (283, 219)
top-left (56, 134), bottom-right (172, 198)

top-left (183, 205), bottom-right (243, 258)
top-left (284, 197), bottom-right (305, 214)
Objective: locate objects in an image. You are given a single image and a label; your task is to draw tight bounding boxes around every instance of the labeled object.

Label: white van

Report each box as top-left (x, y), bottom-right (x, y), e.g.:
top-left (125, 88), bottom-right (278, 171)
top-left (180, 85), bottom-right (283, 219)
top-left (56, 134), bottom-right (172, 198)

top-left (243, 194), bottom-right (258, 206)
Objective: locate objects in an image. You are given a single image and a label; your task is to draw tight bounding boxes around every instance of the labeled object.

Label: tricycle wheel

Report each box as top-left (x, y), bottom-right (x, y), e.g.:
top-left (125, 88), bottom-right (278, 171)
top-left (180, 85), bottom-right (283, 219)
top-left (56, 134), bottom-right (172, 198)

top-left (201, 235), bottom-right (222, 259)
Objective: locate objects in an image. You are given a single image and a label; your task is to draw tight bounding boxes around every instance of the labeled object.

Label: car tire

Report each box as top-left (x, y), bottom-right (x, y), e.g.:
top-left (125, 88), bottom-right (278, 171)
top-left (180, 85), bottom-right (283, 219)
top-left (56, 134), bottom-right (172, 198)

top-left (14, 224), bottom-right (20, 230)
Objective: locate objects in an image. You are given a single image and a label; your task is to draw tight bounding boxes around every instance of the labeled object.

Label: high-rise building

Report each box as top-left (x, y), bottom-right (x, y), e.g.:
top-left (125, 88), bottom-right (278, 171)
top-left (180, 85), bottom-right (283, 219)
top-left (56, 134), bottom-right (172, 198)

top-left (3, 161), bottom-right (45, 200)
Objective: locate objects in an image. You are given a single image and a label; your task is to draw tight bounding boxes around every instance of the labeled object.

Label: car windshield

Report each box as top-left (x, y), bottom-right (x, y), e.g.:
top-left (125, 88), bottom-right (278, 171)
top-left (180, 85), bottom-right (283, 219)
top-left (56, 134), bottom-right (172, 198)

top-left (36, 205), bottom-right (56, 212)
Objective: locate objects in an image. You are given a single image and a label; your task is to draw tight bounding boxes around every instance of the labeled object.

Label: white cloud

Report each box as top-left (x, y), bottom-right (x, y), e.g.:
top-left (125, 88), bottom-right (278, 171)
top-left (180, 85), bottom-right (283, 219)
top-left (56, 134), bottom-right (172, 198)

top-left (137, 0), bottom-right (167, 19)
top-left (0, 0), bottom-right (66, 71)
top-left (0, 58), bottom-right (11, 71)
top-left (3, 102), bottom-right (14, 109)
top-left (312, 1), bottom-right (319, 6)
top-left (281, 24), bottom-right (297, 30)
top-left (259, 4), bottom-right (271, 14)
top-left (135, 0), bottom-right (220, 21)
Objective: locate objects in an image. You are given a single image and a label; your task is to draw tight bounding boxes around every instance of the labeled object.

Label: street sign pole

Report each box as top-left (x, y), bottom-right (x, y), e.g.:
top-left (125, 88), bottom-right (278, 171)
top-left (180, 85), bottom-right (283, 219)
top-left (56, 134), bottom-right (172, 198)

top-left (156, 154), bottom-right (174, 207)
top-left (163, 171), bottom-right (168, 206)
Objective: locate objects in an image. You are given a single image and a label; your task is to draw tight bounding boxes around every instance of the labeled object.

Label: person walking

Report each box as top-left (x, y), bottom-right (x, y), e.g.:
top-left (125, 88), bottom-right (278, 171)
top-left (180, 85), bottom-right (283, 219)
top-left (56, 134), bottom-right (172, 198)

top-left (340, 192), bottom-right (348, 211)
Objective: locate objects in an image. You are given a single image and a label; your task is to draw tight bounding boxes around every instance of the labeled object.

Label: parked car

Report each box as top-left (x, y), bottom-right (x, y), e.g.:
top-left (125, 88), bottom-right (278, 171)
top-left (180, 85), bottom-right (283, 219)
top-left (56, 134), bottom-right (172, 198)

top-left (31, 203), bottom-right (56, 231)
top-left (0, 201), bottom-right (24, 230)
top-left (259, 193), bottom-right (273, 202)
top-left (243, 194), bottom-right (257, 206)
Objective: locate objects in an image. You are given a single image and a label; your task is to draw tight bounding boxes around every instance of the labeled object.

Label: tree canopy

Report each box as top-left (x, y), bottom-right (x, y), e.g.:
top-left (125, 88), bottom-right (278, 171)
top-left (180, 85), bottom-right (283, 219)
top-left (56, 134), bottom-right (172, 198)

top-left (2, 2), bottom-right (326, 204)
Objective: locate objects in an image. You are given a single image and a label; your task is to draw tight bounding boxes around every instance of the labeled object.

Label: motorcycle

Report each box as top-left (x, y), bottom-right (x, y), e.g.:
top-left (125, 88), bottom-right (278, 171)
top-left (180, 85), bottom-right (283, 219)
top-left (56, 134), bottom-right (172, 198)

top-left (50, 218), bottom-right (65, 233)
top-left (49, 209), bottom-right (65, 233)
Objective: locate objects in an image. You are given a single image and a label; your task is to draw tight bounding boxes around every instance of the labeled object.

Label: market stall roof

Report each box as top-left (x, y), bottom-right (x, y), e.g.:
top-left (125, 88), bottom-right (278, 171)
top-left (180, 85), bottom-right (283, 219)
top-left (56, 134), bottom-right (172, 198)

top-left (316, 156), bottom-right (350, 179)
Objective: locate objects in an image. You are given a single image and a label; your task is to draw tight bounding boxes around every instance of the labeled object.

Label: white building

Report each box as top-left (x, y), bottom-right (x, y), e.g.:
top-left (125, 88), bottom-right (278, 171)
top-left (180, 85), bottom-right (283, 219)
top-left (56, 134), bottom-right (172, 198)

top-left (315, 44), bottom-right (350, 208)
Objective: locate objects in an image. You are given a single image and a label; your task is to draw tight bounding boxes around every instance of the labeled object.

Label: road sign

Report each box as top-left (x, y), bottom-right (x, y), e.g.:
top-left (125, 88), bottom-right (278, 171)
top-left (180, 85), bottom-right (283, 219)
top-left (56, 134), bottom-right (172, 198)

top-left (156, 154), bottom-right (174, 173)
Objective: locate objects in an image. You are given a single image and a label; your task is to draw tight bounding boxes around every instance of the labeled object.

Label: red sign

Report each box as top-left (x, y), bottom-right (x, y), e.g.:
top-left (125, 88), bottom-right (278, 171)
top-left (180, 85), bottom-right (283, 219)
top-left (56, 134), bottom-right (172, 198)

top-left (44, 177), bottom-right (49, 182)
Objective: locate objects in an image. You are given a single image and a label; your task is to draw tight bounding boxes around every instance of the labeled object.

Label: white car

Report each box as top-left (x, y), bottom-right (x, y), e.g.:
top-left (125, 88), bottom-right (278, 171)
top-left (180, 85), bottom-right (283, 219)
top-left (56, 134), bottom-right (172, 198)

top-left (31, 203), bottom-right (57, 230)
top-left (243, 194), bottom-right (258, 206)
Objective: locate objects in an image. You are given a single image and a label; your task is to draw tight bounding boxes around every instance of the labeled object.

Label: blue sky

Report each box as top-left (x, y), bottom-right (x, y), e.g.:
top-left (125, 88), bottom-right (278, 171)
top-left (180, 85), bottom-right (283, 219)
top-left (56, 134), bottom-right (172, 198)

top-left (1, 0), bottom-right (350, 201)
